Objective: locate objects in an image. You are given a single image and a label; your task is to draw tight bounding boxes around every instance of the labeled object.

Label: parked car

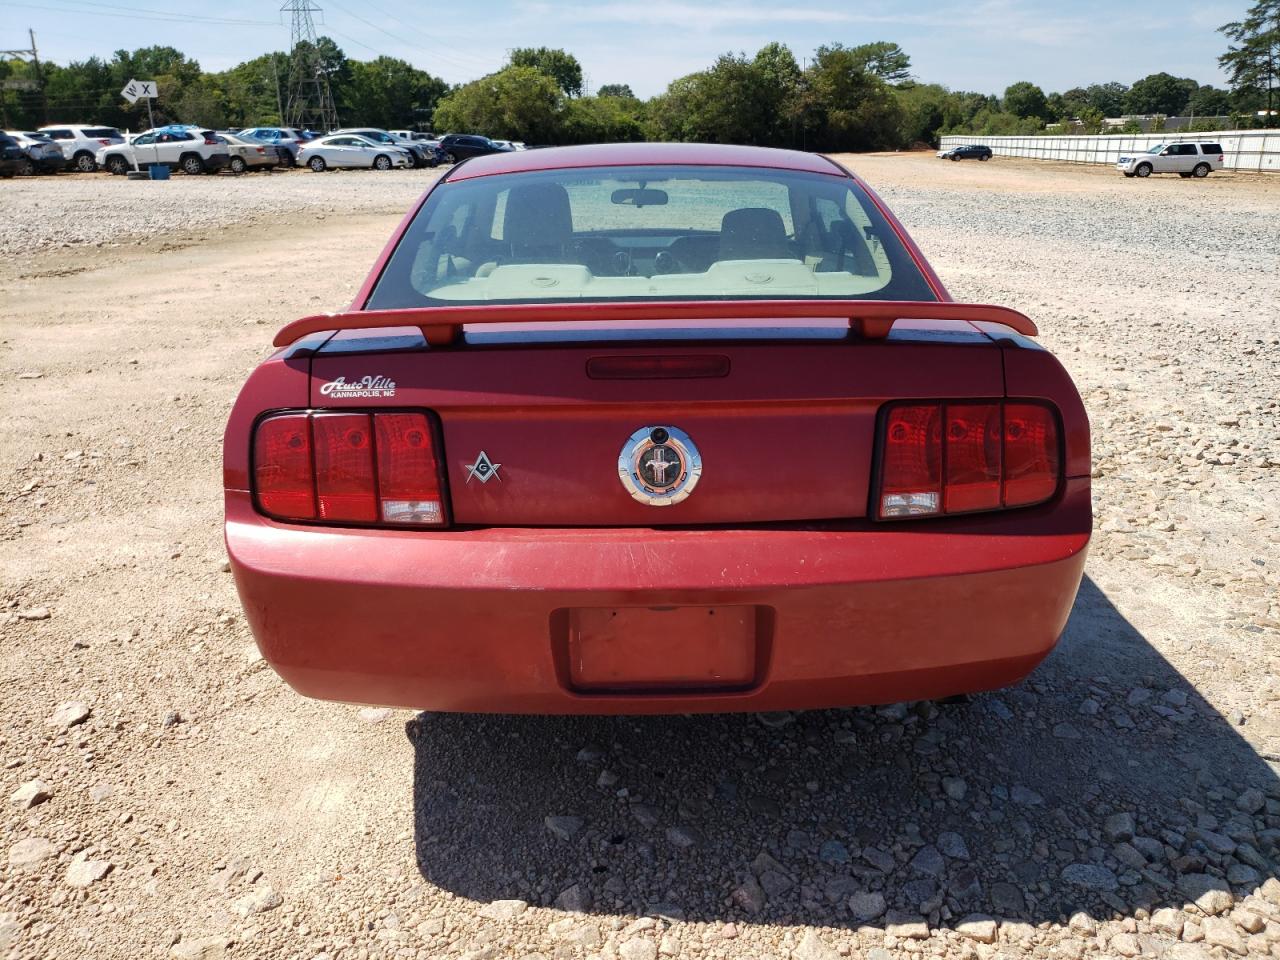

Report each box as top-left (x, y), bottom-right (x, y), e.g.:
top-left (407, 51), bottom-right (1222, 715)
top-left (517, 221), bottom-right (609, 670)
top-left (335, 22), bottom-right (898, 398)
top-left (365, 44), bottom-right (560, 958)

top-left (1116, 142), bottom-right (1224, 178)
top-left (296, 134), bottom-right (411, 171)
top-left (334, 128), bottom-right (435, 168)
top-left (0, 133), bottom-right (24, 178)
top-left (237, 127), bottom-right (311, 166)
top-left (224, 142), bottom-right (1091, 715)
top-left (389, 130), bottom-right (436, 142)
top-left (97, 126), bottom-right (230, 175)
top-left (37, 124), bottom-right (125, 172)
top-left (937, 144), bottom-right (992, 161)
top-left (214, 133), bottom-right (281, 173)
top-left (4, 131), bottom-right (65, 175)
top-left (437, 133), bottom-right (511, 162)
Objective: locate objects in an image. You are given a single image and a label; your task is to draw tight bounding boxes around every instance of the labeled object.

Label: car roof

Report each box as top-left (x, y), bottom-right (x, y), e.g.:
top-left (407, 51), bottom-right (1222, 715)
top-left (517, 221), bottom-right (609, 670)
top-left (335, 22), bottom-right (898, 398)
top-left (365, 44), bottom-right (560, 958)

top-left (446, 142), bottom-right (846, 181)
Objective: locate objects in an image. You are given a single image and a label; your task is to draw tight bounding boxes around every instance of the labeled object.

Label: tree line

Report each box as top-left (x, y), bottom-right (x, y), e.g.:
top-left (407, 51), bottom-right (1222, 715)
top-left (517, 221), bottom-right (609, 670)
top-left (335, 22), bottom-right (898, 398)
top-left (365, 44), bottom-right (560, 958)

top-left (1, 1), bottom-right (1275, 146)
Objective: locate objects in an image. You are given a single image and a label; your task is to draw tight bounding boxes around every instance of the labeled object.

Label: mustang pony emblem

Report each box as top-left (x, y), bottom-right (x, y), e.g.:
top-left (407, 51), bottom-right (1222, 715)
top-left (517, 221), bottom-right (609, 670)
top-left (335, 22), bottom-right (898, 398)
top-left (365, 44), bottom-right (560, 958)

top-left (618, 426), bottom-right (702, 506)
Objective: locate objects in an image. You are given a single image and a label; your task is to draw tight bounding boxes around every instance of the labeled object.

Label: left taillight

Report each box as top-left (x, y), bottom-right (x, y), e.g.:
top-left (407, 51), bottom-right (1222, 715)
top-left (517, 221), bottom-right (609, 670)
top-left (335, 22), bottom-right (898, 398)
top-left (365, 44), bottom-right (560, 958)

top-left (876, 399), bottom-right (1061, 520)
top-left (252, 411), bottom-right (447, 526)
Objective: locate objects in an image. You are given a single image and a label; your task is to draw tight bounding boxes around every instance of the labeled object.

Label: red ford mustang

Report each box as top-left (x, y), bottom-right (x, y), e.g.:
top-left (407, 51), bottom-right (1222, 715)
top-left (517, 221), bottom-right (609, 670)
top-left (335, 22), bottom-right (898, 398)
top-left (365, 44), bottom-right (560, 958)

top-left (224, 143), bottom-right (1090, 714)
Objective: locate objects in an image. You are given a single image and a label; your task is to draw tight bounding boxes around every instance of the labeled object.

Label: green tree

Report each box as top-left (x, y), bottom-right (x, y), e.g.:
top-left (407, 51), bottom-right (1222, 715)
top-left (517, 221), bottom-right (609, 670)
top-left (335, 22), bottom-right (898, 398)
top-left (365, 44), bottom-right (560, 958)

top-left (344, 56), bottom-right (447, 129)
top-left (1084, 82), bottom-right (1128, 116)
top-left (1125, 72), bottom-right (1197, 115)
top-left (1002, 81), bottom-right (1048, 120)
top-left (560, 95), bottom-right (645, 143)
top-left (1220, 0), bottom-right (1280, 116)
top-left (847, 41), bottom-right (912, 84)
top-left (509, 47), bottom-right (583, 97)
top-left (802, 44), bottom-right (905, 150)
top-left (432, 65), bottom-right (561, 142)
top-left (596, 83), bottom-right (636, 99)
top-left (645, 52), bottom-right (779, 145)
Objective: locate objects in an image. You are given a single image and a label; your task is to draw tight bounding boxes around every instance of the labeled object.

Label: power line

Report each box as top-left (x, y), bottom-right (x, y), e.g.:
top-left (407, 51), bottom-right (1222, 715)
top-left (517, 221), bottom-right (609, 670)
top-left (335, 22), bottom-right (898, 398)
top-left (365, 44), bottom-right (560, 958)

top-left (0, 0), bottom-right (278, 26)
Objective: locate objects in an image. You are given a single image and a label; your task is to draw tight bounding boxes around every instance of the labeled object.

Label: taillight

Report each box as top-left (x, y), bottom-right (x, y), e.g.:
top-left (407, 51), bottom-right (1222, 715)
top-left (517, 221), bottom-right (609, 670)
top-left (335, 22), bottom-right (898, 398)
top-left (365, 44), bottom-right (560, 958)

top-left (97, 138), bottom-right (111, 146)
top-left (204, 137), bottom-right (217, 145)
top-left (252, 411), bottom-right (446, 526)
top-left (876, 400), bottom-right (1060, 519)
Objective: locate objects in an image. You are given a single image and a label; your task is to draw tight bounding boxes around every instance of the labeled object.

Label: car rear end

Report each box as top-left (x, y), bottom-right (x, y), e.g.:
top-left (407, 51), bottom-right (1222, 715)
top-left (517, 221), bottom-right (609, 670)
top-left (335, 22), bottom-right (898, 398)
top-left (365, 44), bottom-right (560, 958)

top-left (224, 147), bottom-right (1090, 714)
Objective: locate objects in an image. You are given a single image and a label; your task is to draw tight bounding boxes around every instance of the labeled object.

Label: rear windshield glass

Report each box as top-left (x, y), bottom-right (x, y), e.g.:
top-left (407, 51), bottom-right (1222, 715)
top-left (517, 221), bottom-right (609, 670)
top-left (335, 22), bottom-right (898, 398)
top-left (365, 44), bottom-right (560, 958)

top-left (366, 164), bottom-right (936, 309)
top-left (83, 128), bottom-right (121, 139)
top-left (1200, 143), bottom-right (1223, 154)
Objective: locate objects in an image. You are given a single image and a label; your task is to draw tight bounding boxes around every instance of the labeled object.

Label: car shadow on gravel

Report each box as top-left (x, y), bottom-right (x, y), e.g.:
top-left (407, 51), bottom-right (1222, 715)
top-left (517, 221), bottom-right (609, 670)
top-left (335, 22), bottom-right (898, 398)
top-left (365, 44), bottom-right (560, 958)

top-left (408, 575), bottom-right (1279, 932)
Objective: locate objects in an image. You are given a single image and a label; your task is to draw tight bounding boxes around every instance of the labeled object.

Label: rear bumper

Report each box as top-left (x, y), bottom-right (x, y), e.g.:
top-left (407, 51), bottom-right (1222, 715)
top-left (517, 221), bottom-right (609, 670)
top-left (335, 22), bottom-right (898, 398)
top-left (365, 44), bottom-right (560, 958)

top-left (226, 479), bottom-right (1091, 714)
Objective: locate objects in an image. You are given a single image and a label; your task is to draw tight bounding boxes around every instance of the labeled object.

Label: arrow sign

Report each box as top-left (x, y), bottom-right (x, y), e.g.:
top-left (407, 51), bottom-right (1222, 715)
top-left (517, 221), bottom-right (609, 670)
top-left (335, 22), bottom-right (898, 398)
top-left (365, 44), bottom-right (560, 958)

top-left (120, 79), bottom-right (157, 103)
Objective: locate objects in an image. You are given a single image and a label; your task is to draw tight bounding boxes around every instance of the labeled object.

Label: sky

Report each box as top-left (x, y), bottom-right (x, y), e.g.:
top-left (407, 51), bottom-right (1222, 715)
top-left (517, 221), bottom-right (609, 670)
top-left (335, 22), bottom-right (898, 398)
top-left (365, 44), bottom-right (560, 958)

top-left (2, 0), bottom-right (1239, 98)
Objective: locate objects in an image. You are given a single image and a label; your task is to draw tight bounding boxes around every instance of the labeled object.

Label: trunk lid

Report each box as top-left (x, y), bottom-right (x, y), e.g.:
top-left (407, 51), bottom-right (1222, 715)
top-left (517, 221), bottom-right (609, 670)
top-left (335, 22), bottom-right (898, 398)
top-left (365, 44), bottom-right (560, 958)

top-left (307, 323), bottom-right (1004, 526)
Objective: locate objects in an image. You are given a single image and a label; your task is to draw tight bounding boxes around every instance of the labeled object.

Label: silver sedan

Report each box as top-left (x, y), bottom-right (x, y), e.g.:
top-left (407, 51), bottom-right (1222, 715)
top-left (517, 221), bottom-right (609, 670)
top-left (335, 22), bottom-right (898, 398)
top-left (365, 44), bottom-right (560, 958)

top-left (296, 135), bottom-right (412, 172)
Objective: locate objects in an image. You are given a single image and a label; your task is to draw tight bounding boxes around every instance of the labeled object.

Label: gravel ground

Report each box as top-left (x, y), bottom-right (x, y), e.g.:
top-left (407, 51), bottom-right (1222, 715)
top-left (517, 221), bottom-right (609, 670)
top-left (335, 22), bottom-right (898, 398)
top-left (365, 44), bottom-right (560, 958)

top-left (0, 167), bottom-right (442, 257)
top-left (1, 154), bottom-right (1278, 960)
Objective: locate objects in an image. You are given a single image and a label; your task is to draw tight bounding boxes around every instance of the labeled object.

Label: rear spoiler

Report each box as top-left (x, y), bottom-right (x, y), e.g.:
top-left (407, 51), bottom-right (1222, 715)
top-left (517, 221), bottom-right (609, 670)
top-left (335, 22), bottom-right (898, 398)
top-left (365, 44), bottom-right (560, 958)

top-left (272, 300), bottom-right (1037, 348)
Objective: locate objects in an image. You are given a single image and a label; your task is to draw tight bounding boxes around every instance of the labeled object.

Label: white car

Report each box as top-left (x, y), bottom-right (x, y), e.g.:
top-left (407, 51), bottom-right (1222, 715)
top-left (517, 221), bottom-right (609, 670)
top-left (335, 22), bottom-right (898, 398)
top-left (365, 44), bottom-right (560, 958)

top-left (1116, 141), bottom-right (1225, 179)
top-left (37, 123), bottom-right (125, 172)
top-left (296, 134), bottom-right (411, 172)
top-left (97, 126), bottom-right (230, 176)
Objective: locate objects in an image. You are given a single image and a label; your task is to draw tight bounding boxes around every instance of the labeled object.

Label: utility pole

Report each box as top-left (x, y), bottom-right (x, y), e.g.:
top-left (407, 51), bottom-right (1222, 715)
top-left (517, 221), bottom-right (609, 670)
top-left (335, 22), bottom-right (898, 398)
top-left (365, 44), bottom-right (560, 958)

top-left (281, 0), bottom-right (337, 132)
top-left (1, 28), bottom-right (46, 125)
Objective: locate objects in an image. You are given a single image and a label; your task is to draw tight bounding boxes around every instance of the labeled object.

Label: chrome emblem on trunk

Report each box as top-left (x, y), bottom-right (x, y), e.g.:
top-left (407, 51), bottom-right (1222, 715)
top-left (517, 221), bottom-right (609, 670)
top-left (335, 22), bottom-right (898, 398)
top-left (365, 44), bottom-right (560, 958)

top-left (618, 426), bottom-right (702, 506)
top-left (464, 451), bottom-right (502, 484)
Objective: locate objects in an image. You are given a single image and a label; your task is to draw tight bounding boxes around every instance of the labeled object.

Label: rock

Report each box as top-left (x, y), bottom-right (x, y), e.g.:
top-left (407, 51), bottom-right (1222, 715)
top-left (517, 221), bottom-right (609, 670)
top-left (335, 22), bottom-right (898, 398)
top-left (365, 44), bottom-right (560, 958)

top-left (884, 912), bottom-right (929, 940)
top-left (170, 936), bottom-right (233, 960)
top-left (1110, 932), bottom-right (1141, 957)
top-left (233, 885), bottom-right (281, 916)
top-left (17, 607), bottom-right (51, 621)
top-left (1067, 912), bottom-right (1097, 935)
top-left (910, 844), bottom-right (945, 877)
top-left (1178, 873), bottom-right (1233, 915)
top-left (1201, 916), bottom-right (1246, 955)
top-left (942, 776), bottom-right (967, 800)
top-left (9, 778), bottom-right (51, 808)
top-left (659, 934), bottom-right (680, 956)
top-left (731, 876), bottom-right (765, 914)
top-left (554, 883), bottom-right (589, 912)
top-left (1151, 906), bottom-right (1185, 937)
top-left (357, 707), bottom-right (391, 723)
top-left (861, 847), bottom-right (894, 874)
top-left (1225, 863), bottom-right (1258, 885)
top-left (65, 853), bottom-right (112, 887)
top-left (49, 701), bottom-right (90, 727)
top-left (162, 710), bottom-right (181, 728)
top-left (955, 915), bottom-right (997, 943)
top-left (937, 831), bottom-right (969, 860)
top-left (619, 938), bottom-right (658, 960)
top-left (631, 804), bottom-right (660, 828)
top-left (989, 881), bottom-right (1026, 914)
top-left (818, 840), bottom-right (850, 865)
top-left (1104, 811), bottom-right (1136, 841)
top-left (1061, 863), bottom-right (1118, 891)
top-left (482, 899), bottom-right (528, 920)
top-left (89, 783), bottom-right (116, 802)
top-left (1235, 788), bottom-right (1265, 814)
top-left (665, 825), bottom-right (701, 848)
top-left (544, 816), bottom-right (583, 841)
top-left (848, 891), bottom-right (886, 920)
top-left (793, 929), bottom-right (839, 960)
top-left (1233, 909), bottom-right (1264, 934)
top-left (1010, 785), bottom-right (1043, 806)
top-left (8, 837), bottom-right (57, 870)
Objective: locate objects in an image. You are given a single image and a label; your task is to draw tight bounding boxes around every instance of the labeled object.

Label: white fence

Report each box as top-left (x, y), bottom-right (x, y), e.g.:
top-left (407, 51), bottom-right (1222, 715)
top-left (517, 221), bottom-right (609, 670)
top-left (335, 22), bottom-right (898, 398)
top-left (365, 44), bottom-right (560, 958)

top-left (939, 130), bottom-right (1280, 173)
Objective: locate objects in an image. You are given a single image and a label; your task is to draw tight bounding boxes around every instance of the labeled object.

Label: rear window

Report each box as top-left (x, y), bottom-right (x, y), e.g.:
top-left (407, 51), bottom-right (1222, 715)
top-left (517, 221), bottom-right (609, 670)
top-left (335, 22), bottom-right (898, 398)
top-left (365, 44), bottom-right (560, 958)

top-left (83, 128), bottom-right (121, 139)
top-left (366, 164), bottom-right (936, 309)
top-left (1199, 143), bottom-right (1223, 154)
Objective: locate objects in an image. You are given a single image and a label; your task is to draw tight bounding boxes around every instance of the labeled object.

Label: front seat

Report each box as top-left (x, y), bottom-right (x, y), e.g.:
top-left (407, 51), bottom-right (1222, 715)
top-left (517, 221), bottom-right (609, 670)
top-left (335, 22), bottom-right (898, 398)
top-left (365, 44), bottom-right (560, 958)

top-left (503, 182), bottom-right (573, 263)
top-left (719, 207), bottom-right (795, 261)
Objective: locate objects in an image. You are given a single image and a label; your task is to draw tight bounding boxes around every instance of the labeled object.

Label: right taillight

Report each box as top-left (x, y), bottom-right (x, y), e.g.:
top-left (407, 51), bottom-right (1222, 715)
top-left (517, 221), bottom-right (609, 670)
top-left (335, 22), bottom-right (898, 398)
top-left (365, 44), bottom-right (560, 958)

top-left (253, 410), bottom-right (446, 526)
top-left (877, 400), bottom-right (1060, 520)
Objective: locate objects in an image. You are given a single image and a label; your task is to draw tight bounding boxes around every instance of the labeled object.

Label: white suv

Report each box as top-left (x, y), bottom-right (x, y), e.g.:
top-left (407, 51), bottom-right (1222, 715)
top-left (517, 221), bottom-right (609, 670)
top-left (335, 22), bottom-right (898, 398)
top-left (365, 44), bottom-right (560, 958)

top-left (97, 126), bottom-right (230, 175)
top-left (38, 124), bottom-right (125, 172)
top-left (1116, 141), bottom-right (1224, 179)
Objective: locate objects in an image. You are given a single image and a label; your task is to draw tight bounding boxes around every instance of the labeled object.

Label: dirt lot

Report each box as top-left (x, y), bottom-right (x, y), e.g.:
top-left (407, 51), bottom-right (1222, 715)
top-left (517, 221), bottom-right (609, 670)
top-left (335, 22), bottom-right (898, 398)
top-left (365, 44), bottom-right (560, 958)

top-left (2, 155), bottom-right (1279, 960)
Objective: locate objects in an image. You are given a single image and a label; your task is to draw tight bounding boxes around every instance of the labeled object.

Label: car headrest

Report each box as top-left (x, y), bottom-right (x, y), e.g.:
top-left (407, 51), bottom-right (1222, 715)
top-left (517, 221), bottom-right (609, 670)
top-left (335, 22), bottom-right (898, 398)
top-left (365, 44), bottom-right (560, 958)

top-left (503, 182), bottom-right (573, 254)
top-left (720, 207), bottom-right (791, 260)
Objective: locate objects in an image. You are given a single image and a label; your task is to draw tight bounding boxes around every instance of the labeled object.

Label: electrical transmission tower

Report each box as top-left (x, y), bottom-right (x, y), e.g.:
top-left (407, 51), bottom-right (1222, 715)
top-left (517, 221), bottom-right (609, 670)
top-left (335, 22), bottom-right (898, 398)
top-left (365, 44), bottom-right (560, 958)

top-left (1, 29), bottom-right (46, 127)
top-left (281, 0), bottom-right (337, 132)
